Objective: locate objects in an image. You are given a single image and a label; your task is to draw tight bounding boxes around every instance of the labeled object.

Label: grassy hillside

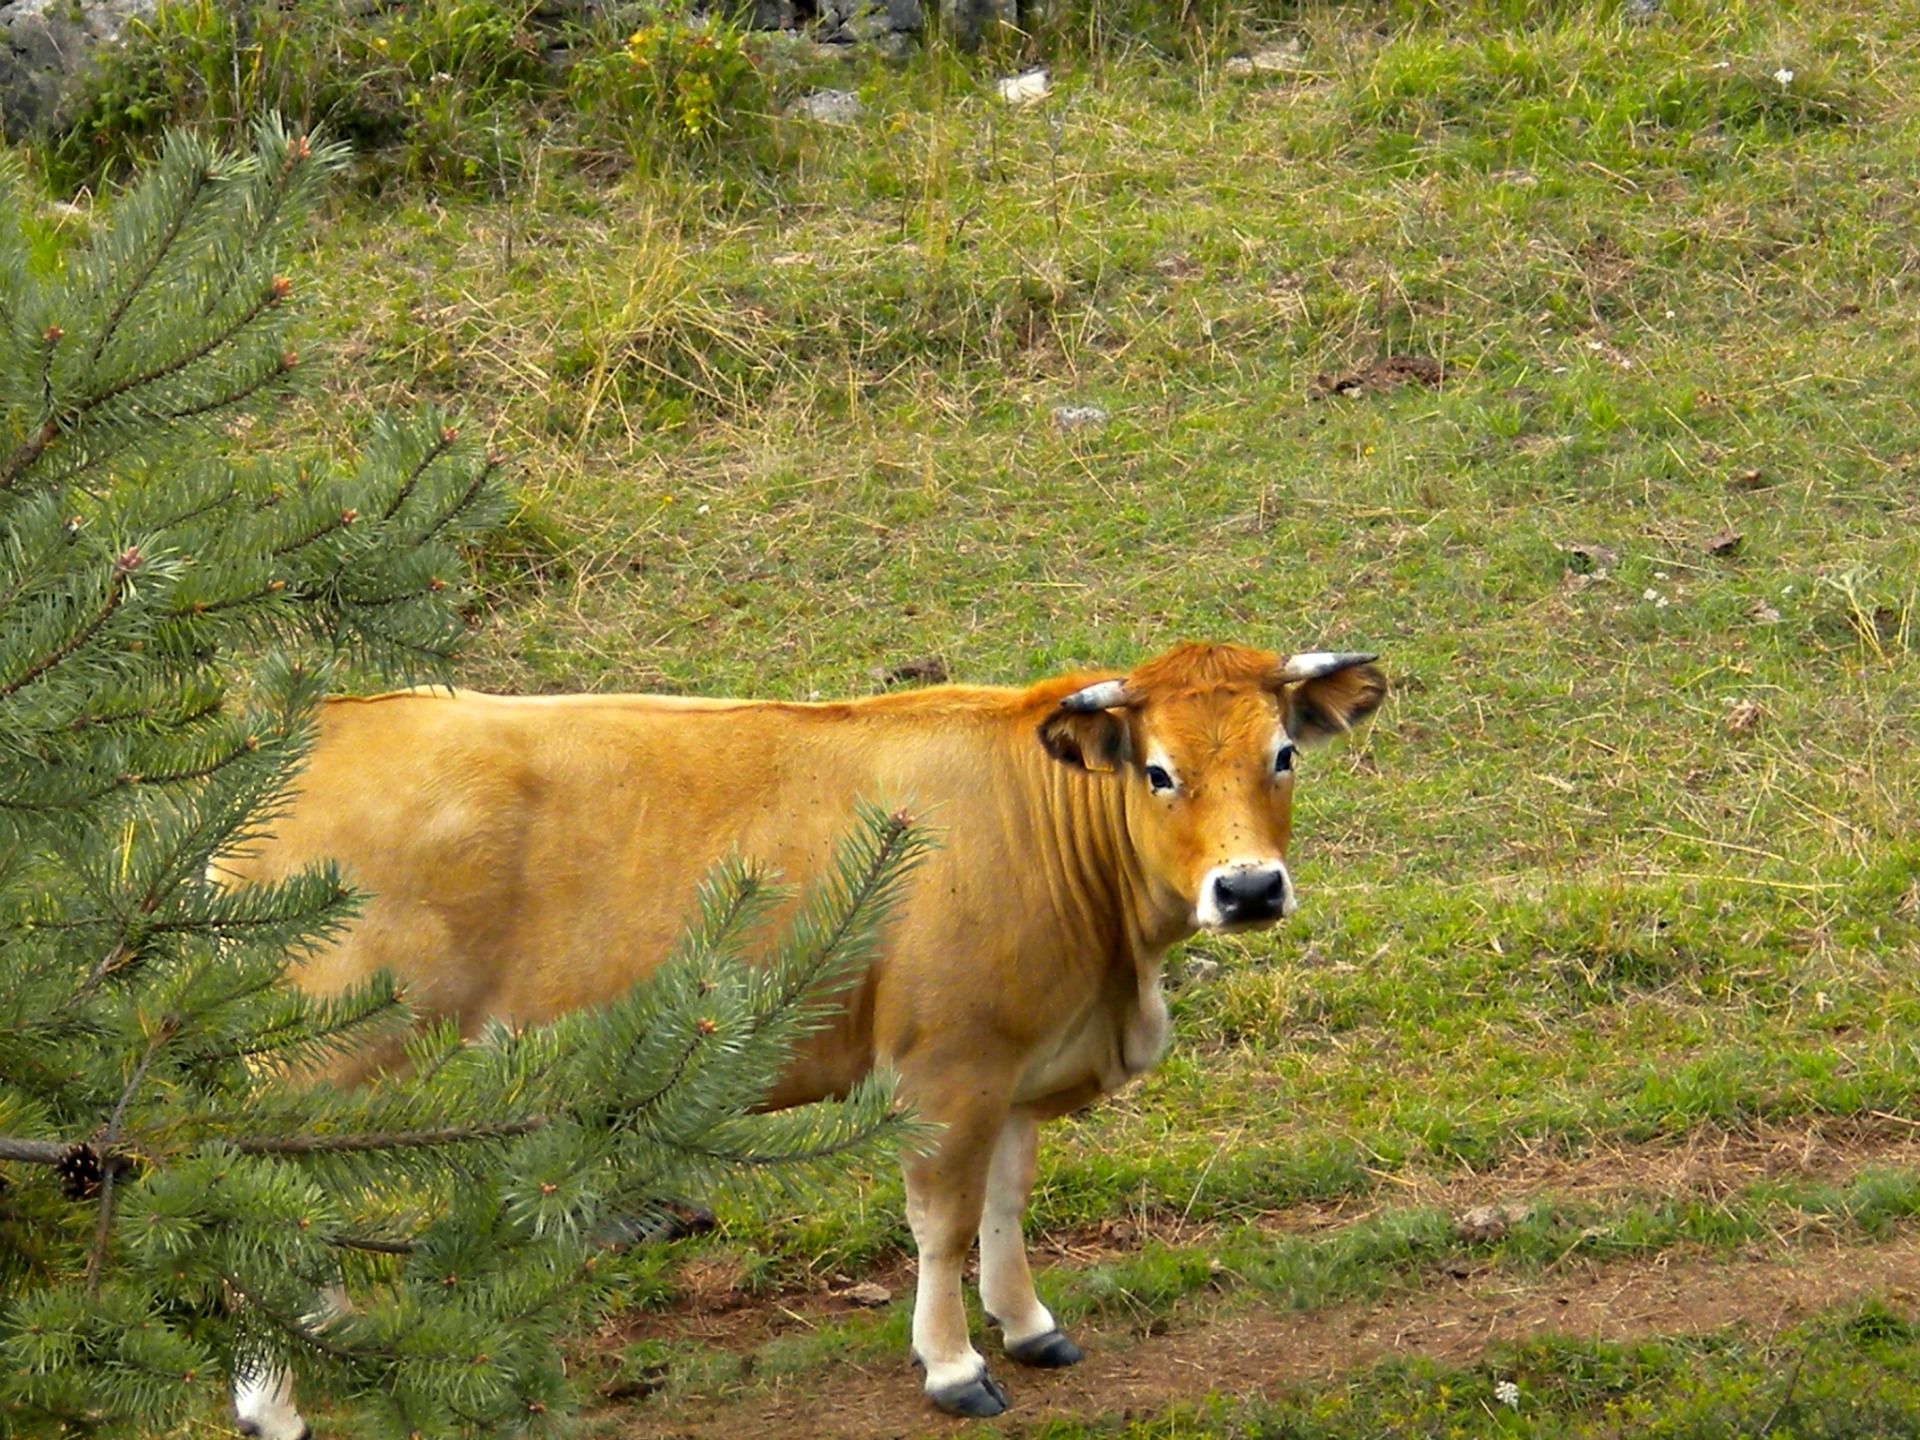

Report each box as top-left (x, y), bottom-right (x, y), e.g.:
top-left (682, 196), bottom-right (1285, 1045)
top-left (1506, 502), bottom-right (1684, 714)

top-left (23, 0), bottom-right (1920, 1432)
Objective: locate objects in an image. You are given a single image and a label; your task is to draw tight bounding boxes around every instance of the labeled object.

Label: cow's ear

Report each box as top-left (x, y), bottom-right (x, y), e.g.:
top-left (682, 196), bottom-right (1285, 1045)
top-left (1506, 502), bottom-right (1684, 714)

top-left (1038, 706), bottom-right (1131, 774)
top-left (1281, 655), bottom-right (1386, 746)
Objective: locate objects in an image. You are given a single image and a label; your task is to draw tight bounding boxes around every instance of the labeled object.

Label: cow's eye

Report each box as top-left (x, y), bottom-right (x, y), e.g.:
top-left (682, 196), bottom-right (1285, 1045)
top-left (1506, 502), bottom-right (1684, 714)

top-left (1274, 744), bottom-right (1296, 775)
top-left (1144, 764), bottom-right (1175, 794)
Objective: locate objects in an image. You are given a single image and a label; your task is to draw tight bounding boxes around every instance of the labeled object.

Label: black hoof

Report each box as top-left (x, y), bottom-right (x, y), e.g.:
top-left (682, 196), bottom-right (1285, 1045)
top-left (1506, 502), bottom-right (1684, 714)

top-left (927, 1371), bottom-right (1010, 1418)
top-left (592, 1199), bottom-right (717, 1250)
top-left (1006, 1328), bottom-right (1083, 1368)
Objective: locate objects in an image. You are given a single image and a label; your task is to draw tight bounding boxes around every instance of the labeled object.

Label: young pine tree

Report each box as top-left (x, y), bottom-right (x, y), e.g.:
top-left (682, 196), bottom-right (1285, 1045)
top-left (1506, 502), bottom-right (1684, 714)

top-left (0, 123), bottom-right (922, 1437)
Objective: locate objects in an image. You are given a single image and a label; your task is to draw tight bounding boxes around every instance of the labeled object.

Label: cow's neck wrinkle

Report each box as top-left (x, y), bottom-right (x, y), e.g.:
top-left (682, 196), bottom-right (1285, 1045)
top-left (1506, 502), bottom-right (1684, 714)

top-left (1022, 748), bottom-right (1192, 977)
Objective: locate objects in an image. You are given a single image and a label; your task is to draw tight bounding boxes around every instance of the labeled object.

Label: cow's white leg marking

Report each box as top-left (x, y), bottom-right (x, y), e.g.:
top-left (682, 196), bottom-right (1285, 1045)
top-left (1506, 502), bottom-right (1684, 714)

top-left (904, 1171), bottom-right (991, 1394)
top-left (901, 1090), bottom-right (1009, 1417)
top-left (232, 1281), bottom-right (348, 1440)
top-left (977, 1111), bottom-right (1052, 1346)
top-left (232, 1361), bottom-right (306, 1440)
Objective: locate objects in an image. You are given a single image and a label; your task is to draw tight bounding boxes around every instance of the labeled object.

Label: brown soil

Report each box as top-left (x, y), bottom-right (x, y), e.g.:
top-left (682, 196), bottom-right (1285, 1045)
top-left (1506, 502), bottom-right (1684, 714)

top-left (1308, 354), bottom-right (1444, 398)
top-left (599, 1116), bottom-right (1920, 1438)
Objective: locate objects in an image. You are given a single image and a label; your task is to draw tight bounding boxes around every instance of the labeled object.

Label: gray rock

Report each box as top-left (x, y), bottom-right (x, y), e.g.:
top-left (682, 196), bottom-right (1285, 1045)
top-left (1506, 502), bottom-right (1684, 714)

top-left (788, 87), bottom-right (863, 123)
top-left (1176, 956), bottom-right (1220, 987)
top-left (843, 8), bottom-right (896, 42)
top-left (1052, 403), bottom-right (1108, 431)
top-left (941, 0), bottom-right (1013, 50)
top-left (885, 0), bottom-right (921, 30)
top-left (0, 0), bottom-right (158, 140)
top-left (1454, 1202), bottom-right (1529, 1244)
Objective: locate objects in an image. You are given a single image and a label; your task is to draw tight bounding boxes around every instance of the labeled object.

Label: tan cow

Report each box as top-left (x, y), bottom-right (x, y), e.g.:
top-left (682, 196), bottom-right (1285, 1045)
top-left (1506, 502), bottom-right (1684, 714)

top-left (223, 642), bottom-right (1384, 1429)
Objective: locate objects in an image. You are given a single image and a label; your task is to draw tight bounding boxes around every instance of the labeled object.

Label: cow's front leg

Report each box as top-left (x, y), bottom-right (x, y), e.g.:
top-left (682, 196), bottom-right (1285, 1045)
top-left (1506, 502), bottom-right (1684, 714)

top-left (979, 1109), bottom-right (1082, 1368)
top-left (902, 1092), bottom-right (1010, 1417)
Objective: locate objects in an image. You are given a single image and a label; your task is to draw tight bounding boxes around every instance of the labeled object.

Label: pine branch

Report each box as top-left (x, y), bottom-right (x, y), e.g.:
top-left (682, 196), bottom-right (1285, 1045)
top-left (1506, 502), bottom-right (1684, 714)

top-left (0, 1138), bottom-right (66, 1164)
top-left (81, 937), bottom-right (134, 993)
top-left (271, 506), bottom-right (359, 559)
top-left (223, 1276), bottom-right (371, 1363)
top-left (83, 152), bottom-right (214, 377)
top-left (662, 1112), bottom-right (914, 1169)
top-left (757, 802), bottom-right (929, 1023)
top-left (40, 356), bottom-right (288, 493)
top-left (328, 1236), bottom-right (414, 1255)
top-left (86, 1015), bottom-right (178, 1291)
top-left (0, 553), bottom-right (134, 702)
top-left (380, 426), bottom-right (458, 522)
top-left (152, 349), bottom-right (298, 427)
top-left (232, 1119), bottom-right (551, 1156)
top-left (192, 975), bottom-right (399, 1067)
top-left (0, 119), bottom-right (932, 1440)
top-left (78, 275), bottom-right (291, 421)
top-left (416, 454), bottom-right (505, 542)
top-left (0, 346), bottom-right (57, 492)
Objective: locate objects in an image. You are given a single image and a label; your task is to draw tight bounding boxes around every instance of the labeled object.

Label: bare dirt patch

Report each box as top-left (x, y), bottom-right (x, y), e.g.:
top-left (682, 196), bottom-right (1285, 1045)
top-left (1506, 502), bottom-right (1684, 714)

top-left (614, 1234), bottom-right (1920, 1439)
top-left (1308, 354), bottom-right (1444, 398)
top-left (598, 1117), bottom-right (1920, 1436)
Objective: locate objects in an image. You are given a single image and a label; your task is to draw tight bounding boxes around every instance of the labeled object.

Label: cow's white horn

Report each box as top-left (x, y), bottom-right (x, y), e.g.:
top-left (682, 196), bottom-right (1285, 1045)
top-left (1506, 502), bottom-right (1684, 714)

top-left (1278, 651), bottom-right (1378, 683)
top-left (1059, 679), bottom-right (1133, 712)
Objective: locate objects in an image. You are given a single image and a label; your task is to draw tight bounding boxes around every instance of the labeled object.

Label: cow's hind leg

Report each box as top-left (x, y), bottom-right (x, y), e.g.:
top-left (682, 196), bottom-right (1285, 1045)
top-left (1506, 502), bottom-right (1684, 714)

top-left (903, 1089), bottom-right (1012, 1417)
top-left (231, 1281), bottom-right (348, 1439)
top-left (978, 1110), bottom-right (1082, 1369)
top-left (232, 1360), bottom-right (307, 1440)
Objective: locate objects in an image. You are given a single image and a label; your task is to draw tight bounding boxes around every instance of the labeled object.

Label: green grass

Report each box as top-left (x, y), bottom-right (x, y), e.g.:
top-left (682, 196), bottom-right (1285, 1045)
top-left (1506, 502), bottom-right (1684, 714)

top-left (17, 0), bottom-right (1920, 1432)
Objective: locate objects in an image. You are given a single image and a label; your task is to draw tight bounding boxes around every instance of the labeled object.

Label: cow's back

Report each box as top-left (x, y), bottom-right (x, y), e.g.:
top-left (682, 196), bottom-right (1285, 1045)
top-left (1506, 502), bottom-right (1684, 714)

top-left (222, 686), bottom-right (1092, 1094)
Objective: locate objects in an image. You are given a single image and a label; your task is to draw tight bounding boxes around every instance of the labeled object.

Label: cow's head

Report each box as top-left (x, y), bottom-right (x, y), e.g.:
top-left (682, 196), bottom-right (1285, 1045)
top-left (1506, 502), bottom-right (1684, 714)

top-left (1038, 643), bottom-right (1385, 935)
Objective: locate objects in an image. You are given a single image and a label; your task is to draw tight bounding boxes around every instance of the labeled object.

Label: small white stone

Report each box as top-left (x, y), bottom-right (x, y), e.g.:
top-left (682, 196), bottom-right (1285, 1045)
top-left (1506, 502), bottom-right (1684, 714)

top-left (696, 503), bottom-right (711, 516)
top-left (1224, 40), bottom-right (1304, 75)
top-left (997, 68), bottom-right (1051, 105)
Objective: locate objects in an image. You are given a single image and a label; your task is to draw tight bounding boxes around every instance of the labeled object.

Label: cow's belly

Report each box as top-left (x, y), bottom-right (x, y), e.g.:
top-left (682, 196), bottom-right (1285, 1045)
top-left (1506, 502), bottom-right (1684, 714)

top-left (1012, 973), bottom-right (1170, 1107)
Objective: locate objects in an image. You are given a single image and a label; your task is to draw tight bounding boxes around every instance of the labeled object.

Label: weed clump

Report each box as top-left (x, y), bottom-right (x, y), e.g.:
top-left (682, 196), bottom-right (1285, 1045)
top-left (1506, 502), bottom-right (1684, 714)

top-left (48, 0), bottom-right (778, 191)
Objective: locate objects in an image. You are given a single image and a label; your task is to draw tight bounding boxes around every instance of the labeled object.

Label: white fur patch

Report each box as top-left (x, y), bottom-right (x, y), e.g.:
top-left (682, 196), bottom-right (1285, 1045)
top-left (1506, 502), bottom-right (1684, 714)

top-left (233, 1362), bottom-right (307, 1440)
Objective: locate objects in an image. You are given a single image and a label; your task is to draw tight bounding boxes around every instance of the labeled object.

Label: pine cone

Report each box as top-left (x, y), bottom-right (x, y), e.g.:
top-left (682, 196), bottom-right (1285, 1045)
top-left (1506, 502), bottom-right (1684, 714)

top-left (56, 1143), bottom-right (103, 1200)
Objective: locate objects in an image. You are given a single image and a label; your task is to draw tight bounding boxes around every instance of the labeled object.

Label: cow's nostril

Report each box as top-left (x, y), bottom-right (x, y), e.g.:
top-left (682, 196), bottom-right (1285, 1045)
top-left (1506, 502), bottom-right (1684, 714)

top-left (1211, 868), bottom-right (1289, 922)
